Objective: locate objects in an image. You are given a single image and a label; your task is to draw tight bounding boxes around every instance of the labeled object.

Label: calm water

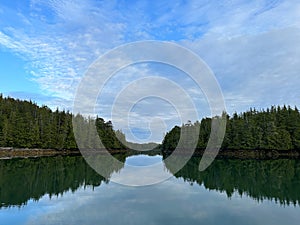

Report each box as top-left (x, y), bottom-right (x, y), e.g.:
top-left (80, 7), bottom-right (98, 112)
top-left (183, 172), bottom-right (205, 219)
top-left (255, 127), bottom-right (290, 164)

top-left (1, 154), bottom-right (300, 225)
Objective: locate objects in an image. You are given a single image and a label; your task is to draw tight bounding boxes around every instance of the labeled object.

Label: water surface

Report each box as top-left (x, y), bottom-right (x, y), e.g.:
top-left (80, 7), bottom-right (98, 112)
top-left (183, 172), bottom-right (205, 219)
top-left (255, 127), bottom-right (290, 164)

top-left (0, 154), bottom-right (300, 225)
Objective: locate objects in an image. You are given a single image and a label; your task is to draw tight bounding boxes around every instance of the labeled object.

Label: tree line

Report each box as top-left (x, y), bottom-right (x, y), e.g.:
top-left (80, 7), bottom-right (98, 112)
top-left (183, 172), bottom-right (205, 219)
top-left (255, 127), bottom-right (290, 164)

top-left (0, 94), bottom-right (126, 150)
top-left (162, 105), bottom-right (300, 151)
top-left (1, 95), bottom-right (300, 151)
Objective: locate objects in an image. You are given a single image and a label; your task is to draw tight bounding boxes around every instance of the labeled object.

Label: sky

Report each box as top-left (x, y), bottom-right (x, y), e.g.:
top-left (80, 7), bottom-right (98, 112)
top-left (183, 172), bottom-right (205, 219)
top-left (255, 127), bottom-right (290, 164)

top-left (0, 0), bottom-right (300, 143)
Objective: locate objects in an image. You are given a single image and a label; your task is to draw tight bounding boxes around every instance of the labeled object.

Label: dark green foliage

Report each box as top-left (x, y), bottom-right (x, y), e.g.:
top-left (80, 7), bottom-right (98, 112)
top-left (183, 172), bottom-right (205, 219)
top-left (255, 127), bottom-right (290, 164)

top-left (2, 155), bottom-right (300, 207)
top-left (162, 106), bottom-right (300, 151)
top-left (0, 95), bottom-right (125, 150)
top-left (161, 126), bottom-right (180, 151)
top-left (0, 155), bottom-right (126, 208)
top-left (95, 117), bottom-right (126, 149)
top-left (166, 157), bottom-right (300, 206)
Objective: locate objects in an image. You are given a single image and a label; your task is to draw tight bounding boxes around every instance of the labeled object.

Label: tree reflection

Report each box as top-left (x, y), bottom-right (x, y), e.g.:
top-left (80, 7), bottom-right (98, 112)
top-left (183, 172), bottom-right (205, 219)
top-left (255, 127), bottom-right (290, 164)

top-left (165, 157), bottom-right (300, 206)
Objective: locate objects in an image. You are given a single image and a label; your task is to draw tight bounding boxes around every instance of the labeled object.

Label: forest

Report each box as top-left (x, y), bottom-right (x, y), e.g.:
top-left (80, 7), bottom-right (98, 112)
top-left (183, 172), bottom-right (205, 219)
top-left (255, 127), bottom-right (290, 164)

top-left (162, 106), bottom-right (300, 152)
top-left (1, 94), bottom-right (300, 152)
top-left (0, 94), bottom-right (125, 150)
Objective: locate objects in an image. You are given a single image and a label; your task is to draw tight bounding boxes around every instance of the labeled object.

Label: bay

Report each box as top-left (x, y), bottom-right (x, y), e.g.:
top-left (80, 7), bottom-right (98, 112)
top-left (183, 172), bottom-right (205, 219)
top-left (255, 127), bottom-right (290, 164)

top-left (0, 154), bottom-right (300, 225)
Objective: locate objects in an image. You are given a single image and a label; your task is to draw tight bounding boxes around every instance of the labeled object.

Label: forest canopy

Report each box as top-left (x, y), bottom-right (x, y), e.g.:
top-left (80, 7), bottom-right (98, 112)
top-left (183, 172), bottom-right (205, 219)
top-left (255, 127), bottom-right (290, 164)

top-left (0, 94), bottom-right (125, 150)
top-left (1, 94), bottom-right (299, 152)
top-left (162, 106), bottom-right (300, 151)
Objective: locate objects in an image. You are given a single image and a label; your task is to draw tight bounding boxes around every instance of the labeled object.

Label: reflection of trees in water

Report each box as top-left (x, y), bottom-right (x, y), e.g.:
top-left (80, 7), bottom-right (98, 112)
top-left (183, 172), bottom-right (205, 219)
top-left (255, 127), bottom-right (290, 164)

top-left (1, 155), bottom-right (300, 208)
top-left (0, 155), bottom-right (126, 208)
top-left (165, 157), bottom-right (300, 206)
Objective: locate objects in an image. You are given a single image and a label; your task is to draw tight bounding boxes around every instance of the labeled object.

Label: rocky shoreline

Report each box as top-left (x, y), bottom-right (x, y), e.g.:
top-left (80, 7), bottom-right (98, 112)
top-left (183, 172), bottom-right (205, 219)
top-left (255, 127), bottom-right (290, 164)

top-left (0, 148), bottom-right (137, 159)
top-left (1, 147), bottom-right (300, 160)
top-left (163, 149), bottom-right (300, 159)
top-left (217, 149), bottom-right (300, 159)
top-left (0, 147), bottom-right (81, 159)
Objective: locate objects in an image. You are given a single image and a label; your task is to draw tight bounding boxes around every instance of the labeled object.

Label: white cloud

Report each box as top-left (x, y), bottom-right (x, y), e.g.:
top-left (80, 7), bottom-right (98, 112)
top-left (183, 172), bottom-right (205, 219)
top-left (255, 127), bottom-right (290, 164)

top-left (1, 0), bottom-right (127, 101)
top-left (1, 0), bottom-right (300, 142)
top-left (90, 63), bottom-right (206, 143)
top-left (182, 26), bottom-right (300, 114)
top-left (180, 0), bottom-right (300, 39)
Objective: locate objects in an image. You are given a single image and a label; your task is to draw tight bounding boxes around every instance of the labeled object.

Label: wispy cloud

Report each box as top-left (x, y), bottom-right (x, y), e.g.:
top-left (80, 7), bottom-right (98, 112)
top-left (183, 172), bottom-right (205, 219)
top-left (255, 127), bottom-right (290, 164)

top-left (1, 0), bottom-right (300, 141)
top-left (182, 26), bottom-right (300, 113)
top-left (1, 0), bottom-right (127, 100)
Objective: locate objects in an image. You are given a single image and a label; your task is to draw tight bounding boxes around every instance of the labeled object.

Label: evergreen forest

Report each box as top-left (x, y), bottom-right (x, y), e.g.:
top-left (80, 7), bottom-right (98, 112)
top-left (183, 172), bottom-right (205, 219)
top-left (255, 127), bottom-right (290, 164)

top-left (162, 106), bottom-right (300, 151)
top-left (0, 94), bottom-right (125, 150)
top-left (1, 94), bottom-right (300, 152)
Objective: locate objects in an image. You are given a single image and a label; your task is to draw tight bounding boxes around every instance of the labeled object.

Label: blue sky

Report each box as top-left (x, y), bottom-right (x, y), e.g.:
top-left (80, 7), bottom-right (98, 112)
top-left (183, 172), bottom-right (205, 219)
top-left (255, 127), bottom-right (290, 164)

top-left (0, 0), bottom-right (300, 142)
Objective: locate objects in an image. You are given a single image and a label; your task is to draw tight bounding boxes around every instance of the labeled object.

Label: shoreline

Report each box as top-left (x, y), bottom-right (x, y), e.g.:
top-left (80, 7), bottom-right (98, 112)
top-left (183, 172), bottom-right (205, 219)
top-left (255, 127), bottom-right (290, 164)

top-left (217, 149), bottom-right (300, 159)
top-left (163, 149), bottom-right (300, 159)
top-left (0, 148), bottom-right (145, 159)
top-left (1, 147), bottom-right (300, 160)
top-left (0, 148), bottom-right (81, 159)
